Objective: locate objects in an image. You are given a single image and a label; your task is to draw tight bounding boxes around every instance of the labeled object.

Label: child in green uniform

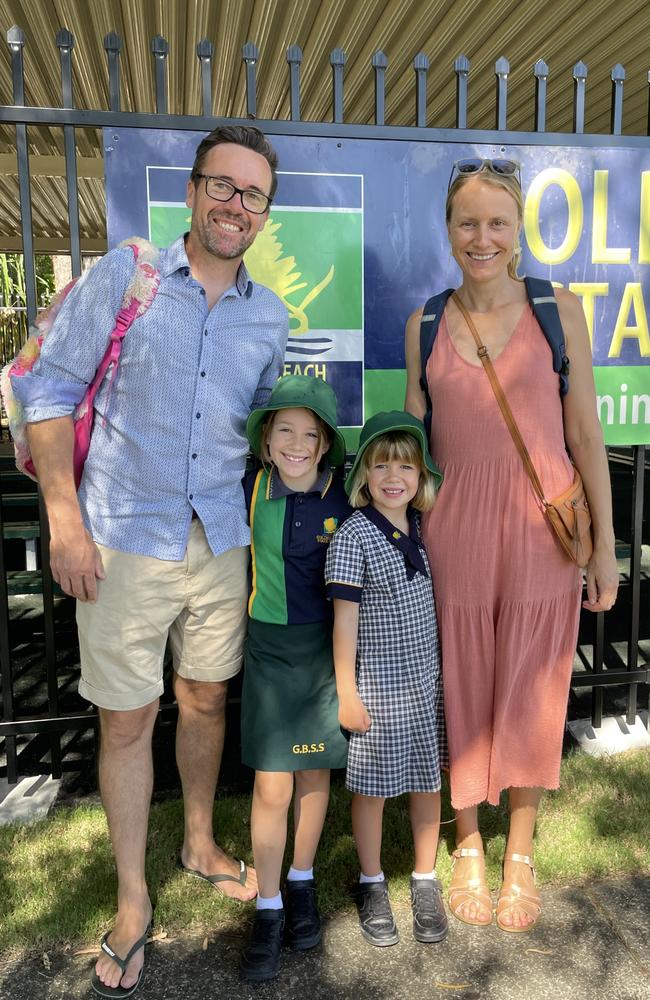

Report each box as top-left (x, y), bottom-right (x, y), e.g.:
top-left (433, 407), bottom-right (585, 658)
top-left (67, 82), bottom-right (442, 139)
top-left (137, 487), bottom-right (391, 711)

top-left (239, 375), bottom-right (350, 982)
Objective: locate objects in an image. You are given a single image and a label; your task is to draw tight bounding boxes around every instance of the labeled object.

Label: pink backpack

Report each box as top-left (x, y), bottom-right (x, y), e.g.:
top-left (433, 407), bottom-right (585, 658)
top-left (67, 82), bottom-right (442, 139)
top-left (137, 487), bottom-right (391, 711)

top-left (1, 238), bottom-right (160, 488)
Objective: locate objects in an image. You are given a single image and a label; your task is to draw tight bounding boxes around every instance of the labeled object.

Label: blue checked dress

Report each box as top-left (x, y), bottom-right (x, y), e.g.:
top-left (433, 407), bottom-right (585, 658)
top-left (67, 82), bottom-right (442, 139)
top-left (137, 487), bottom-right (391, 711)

top-left (325, 506), bottom-right (445, 798)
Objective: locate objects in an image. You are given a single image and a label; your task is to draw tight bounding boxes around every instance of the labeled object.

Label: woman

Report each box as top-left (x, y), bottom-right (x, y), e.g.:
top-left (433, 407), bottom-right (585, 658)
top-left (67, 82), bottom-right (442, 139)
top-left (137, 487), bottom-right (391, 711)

top-left (404, 159), bottom-right (618, 932)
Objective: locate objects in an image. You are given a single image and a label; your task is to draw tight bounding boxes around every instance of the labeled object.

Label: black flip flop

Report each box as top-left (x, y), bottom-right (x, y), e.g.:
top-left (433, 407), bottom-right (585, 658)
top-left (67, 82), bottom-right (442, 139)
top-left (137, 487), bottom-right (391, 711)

top-left (90, 921), bottom-right (153, 999)
top-left (177, 857), bottom-right (250, 899)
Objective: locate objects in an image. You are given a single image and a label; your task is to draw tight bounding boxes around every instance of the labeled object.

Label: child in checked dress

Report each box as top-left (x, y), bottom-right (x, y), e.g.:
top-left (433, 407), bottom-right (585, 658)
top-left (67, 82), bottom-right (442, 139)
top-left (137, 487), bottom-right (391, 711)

top-left (325, 411), bottom-right (447, 947)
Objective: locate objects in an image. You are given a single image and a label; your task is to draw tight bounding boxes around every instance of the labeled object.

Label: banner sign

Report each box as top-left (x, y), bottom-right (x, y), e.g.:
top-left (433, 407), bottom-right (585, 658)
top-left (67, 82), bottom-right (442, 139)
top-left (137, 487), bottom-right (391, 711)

top-left (105, 131), bottom-right (650, 445)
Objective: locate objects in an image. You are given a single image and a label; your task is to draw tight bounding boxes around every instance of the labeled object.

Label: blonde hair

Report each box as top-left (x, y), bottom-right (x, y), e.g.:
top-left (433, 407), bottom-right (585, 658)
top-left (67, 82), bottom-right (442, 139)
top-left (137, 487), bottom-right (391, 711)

top-left (348, 432), bottom-right (437, 512)
top-left (260, 408), bottom-right (331, 463)
top-left (446, 168), bottom-right (524, 281)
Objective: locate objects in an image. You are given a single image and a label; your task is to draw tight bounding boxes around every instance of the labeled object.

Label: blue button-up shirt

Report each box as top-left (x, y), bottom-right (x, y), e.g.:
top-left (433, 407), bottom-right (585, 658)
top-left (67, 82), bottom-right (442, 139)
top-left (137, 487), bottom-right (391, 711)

top-left (12, 236), bottom-right (289, 559)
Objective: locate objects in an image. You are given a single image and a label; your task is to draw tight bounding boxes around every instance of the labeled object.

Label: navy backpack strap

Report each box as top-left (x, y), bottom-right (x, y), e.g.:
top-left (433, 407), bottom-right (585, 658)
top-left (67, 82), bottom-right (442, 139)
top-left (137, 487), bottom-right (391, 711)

top-left (524, 276), bottom-right (570, 396)
top-left (419, 289), bottom-right (455, 402)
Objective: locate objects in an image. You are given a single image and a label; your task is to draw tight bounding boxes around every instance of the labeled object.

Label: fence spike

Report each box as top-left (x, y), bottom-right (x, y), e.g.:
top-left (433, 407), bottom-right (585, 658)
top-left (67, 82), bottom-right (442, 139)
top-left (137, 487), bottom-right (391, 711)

top-left (196, 38), bottom-right (213, 117)
top-left (7, 24), bottom-right (25, 52)
top-left (104, 32), bottom-right (122, 111)
top-left (330, 48), bottom-right (346, 123)
top-left (454, 53), bottom-right (470, 128)
top-left (55, 28), bottom-right (74, 50)
top-left (242, 42), bottom-right (259, 118)
top-left (573, 60), bottom-right (588, 134)
top-left (413, 52), bottom-right (429, 127)
top-left (287, 45), bottom-right (303, 122)
top-left (610, 62), bottom-right (626, 135)
top-left (534, 59), bottom-right (549, 133)
top-left (372, 50), bottom-right (388, 126)
top-left (495, 56), bottom-right (509, 130)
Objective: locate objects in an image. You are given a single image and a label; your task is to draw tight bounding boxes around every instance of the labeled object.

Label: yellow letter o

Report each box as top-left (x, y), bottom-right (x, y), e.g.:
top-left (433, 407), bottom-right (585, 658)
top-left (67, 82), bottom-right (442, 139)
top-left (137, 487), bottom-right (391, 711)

top-left (524, 168), bottom-right (583, 264)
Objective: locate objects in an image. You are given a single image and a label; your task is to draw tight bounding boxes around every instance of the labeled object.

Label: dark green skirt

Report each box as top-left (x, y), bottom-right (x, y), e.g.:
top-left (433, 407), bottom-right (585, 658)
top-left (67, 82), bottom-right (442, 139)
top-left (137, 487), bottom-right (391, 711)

top-left (241, 618), bottom-right (349, 772)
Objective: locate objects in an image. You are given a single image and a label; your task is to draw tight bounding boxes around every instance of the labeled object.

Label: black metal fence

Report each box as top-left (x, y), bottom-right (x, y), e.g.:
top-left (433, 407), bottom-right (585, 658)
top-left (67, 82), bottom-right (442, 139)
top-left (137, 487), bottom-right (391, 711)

top-left (1, 25), bottom-right (648, 784)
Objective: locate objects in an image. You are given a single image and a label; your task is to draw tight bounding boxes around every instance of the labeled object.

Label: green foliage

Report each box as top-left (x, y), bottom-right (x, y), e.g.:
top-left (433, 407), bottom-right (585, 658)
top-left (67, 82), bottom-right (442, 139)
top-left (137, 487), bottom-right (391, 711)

top-left (1, 748), bottom-right (649, 955)
top-left (0, 254), bottom-right (56, 365)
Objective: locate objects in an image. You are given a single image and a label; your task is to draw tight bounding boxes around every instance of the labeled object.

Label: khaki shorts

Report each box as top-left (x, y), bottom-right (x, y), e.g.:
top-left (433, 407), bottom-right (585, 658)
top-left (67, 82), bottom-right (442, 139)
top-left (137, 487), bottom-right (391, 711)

top-left (77, 520), bottom-right (248, 711)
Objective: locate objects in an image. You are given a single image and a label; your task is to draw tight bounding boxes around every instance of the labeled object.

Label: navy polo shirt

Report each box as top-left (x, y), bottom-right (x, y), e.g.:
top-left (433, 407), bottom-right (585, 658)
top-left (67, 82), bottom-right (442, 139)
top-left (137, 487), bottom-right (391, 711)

top-left (244, 464), bottom-right (351, 625)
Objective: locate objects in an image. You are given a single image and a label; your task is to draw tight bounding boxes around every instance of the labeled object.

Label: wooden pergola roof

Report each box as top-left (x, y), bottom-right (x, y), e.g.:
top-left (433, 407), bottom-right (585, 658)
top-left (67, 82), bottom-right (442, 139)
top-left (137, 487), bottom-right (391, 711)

top-left (1, 0), bottom-right (649, 253)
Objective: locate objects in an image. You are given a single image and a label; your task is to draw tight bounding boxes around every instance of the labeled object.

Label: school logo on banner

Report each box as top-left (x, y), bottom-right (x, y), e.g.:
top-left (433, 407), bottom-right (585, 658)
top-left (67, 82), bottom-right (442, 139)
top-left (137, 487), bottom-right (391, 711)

top-left (146, 169), bottom-right (364, 428)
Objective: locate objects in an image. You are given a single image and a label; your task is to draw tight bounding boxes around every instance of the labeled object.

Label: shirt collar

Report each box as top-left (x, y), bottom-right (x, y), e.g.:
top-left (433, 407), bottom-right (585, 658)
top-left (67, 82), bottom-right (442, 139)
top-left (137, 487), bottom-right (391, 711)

top-left (359, 505), bottom-right (429, 580)
top-left (159, 235), bottom-right (254, 298)
top-left (266, 464), bottom-right (333, 500)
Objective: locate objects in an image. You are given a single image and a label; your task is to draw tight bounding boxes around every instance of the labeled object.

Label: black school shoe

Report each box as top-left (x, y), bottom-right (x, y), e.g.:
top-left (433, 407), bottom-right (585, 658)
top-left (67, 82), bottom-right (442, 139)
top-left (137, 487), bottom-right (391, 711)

top-left (284, 878), bottom-right (322, 950)
top-left (239, 908), bottom-right (285, 982)
top-left (355, 881), bottom-right (399, 947)
top-left (410, 877), bottom-right (448, 943)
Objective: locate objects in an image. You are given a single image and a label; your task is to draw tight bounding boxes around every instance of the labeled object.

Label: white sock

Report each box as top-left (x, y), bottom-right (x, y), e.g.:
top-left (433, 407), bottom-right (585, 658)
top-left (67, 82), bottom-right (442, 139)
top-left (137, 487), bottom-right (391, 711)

top-left (287, 865), bottom-right (313, 881)
top-left (412, 869), bottom-right (436, 880)
top-left (256, 892), bottom-right (283, 911)
top-left (359, 871), bottom-right (385, 884)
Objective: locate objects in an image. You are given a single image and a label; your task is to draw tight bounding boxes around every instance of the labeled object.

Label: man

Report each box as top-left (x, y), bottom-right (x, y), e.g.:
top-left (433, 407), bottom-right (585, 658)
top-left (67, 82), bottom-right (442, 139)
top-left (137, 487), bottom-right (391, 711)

top-left (13, 126), bottom-right (288, 995)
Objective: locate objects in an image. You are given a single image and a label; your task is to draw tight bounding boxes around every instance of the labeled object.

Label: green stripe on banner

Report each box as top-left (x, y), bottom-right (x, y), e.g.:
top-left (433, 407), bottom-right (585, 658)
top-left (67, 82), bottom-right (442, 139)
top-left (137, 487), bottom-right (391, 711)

top-left (341, 370), bottom-right (408, 453)
top-left (594, 367), bottom-right (650, 445)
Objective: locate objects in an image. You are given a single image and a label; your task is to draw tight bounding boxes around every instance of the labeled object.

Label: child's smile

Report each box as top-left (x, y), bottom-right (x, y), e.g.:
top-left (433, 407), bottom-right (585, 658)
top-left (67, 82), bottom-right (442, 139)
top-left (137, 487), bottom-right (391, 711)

top-left (367, 459), bottom-right (420, 522)
top-left (266, 407), bottom-right (329, 492)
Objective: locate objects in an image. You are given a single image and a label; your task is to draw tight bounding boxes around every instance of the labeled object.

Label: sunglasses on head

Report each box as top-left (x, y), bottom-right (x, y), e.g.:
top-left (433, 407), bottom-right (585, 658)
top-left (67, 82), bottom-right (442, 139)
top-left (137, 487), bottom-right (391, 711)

top-left (448, 158), bottom-right (521, 190)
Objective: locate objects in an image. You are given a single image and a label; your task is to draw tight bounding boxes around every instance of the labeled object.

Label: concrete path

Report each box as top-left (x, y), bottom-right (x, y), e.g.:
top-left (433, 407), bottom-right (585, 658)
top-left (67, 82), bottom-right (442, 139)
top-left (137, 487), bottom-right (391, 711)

top-left (2, 877), bottom-right (649, 1000)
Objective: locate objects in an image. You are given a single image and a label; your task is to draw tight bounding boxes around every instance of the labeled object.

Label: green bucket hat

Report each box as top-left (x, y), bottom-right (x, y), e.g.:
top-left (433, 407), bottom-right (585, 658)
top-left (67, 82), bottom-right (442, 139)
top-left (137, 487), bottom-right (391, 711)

top-left (246, 374), bottom-right (347, 467)
top-left (345, 410), bottom-right (443, 496)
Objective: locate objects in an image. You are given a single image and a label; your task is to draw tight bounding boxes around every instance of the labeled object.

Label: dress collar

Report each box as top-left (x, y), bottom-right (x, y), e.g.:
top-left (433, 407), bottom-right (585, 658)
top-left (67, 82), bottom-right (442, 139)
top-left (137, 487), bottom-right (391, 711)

top-left (359, 505), bottom-right (428, 580)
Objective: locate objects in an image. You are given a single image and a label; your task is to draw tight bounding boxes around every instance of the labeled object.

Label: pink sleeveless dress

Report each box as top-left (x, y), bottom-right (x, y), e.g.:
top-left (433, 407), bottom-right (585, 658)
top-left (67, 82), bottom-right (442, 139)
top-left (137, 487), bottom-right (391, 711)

top-left (422, 304), bottom-right (582, 810)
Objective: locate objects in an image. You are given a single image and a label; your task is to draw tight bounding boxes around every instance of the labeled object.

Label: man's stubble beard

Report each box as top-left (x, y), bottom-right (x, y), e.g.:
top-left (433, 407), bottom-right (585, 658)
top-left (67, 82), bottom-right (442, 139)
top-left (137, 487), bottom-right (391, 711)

top-left (193, 212), bottom-right (257, 261)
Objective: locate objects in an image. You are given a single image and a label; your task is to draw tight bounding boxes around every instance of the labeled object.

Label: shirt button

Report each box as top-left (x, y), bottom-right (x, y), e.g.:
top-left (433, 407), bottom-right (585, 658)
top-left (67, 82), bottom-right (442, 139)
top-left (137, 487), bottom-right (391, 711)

top-left (192, 453), bottom-right (198, 459)
top-left (189, 493), bottom-right (194, 500)
top-left (204, 329), bottom-right (208, 336)
top-left (200, 371), bottom-right (206, 377)
top-left (196, 412), bottom-right (201, 419)
top-left (295, 521), bottom-right (301, 527)
top-left (199, 288), bottom-right (205, 295)
top-left (184, 268), bottom-right (189, 277)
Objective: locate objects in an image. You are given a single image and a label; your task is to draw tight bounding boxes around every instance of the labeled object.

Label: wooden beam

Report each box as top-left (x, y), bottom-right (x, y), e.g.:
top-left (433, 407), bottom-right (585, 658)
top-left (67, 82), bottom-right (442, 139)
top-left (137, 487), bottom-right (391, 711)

top-left (0, 154), bottom-right (104, 179)
top-left (0, 237), bottom-right (107, 253)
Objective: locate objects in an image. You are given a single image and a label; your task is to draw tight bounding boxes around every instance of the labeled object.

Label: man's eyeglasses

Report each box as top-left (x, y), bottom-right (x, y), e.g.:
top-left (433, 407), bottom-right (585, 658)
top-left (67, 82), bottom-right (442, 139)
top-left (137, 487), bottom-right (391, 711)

top-left (447, 158), bottom-right (521, 190)
top-left (194, 173), bottom-right (272, 214)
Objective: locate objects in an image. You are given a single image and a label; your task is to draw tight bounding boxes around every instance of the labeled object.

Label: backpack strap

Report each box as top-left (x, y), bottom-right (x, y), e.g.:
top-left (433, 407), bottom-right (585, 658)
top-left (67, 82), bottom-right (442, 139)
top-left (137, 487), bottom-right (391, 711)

top-left (524, 276), bottom-right (570, 396)
top-left (419, 289), bottom-right (455, 435)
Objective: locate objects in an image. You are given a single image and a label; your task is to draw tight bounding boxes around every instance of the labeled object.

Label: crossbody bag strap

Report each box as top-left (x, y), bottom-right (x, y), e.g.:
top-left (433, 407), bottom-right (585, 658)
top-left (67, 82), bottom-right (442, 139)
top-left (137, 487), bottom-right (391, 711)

top-left (451, 292), bottom-right (548, 509)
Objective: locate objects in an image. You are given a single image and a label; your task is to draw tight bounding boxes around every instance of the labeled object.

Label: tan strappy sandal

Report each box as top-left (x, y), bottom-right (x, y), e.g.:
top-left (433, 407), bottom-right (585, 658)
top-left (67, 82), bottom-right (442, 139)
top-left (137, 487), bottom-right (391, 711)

top-left (448, 847), bottom-right (493, 927)
top-left (496, 852), bottom-right (541, 933)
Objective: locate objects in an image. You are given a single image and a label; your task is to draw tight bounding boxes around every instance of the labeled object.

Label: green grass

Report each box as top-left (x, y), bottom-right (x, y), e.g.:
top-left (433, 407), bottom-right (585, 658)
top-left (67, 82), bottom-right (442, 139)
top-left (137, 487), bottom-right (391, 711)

top-left (1, 747), bottom-right (650, 955)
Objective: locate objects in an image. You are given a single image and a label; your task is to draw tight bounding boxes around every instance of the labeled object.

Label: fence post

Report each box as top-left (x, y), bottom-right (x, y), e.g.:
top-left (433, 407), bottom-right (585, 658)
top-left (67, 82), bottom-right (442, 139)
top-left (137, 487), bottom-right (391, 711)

top-left (287, 45), bottom-right (302, 121)
top-left (151, 35), bottom-right (169, 114)
top-left (534, 59), bottom-right (549, 133)
top-left (372, 50), bottom-right (388, 126)
top-left (243, 42), bottom-right (259, 118)
top-left (610, 63), bottom-right (625, 135)
top-left (495, 56), bottom-right (509, 130)
top-left (6, 26), bottom-right (37, 327)
top-left (196, 39), bottom-right (214, 117)
top-left (573, 60), bottom-right (588, 134)
top-left (104, 32), bottom-right (122, 112)
top-left (454, 54), bottom-right (470, 129)
top-left (0, 489), bottom-right (16, 783)
top-left (56, 29), bottom-right (81, 277)
top-left (330, 48), bottom-right (346, 123)
top-left (414, 53), bottom-right (429, 127)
